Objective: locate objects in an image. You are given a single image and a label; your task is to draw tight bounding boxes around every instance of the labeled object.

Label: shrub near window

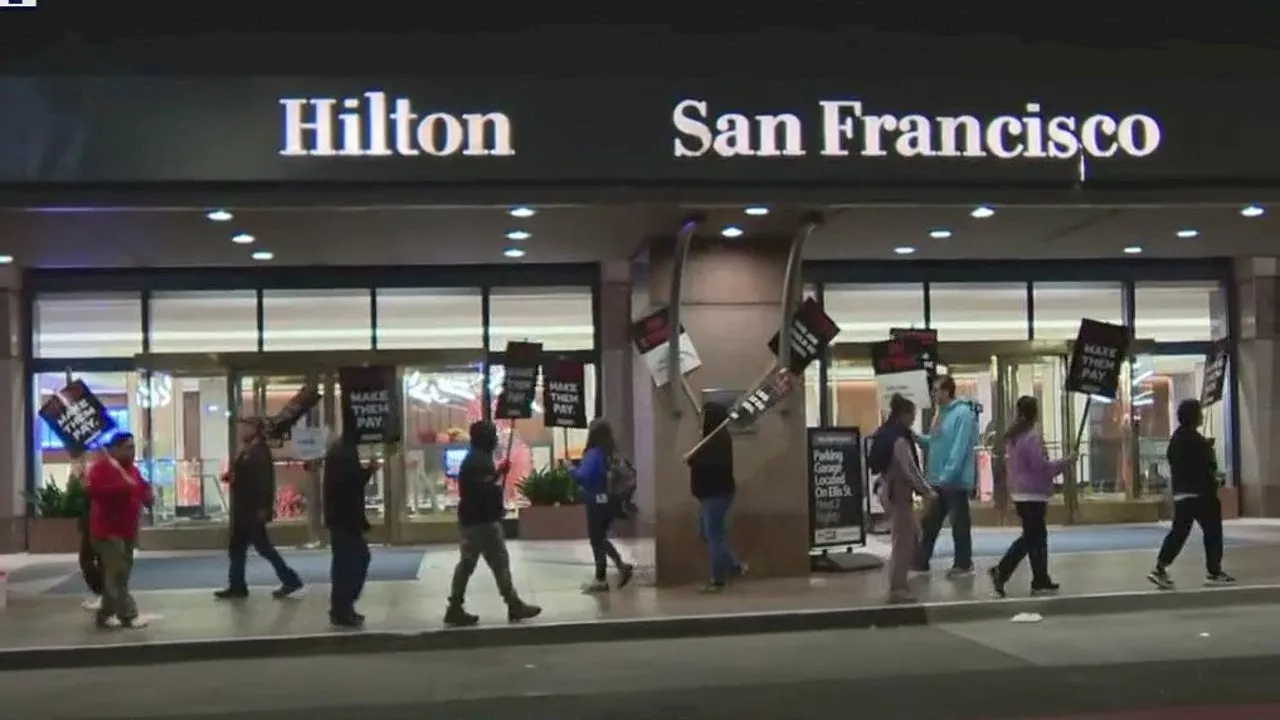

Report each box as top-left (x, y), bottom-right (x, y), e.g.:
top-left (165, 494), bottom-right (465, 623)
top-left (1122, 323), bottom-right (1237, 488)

top-left (517, 466), bottom-right (580, 507)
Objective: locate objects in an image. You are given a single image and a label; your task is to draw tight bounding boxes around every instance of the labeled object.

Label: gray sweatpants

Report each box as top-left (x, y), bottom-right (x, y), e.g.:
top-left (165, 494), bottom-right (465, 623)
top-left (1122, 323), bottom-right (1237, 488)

top-left (449, 522), bottom-right (519, 606)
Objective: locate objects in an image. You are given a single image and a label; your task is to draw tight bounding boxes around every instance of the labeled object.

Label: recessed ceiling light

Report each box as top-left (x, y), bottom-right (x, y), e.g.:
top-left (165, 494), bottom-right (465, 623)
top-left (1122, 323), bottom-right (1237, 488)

top-left (1123, 245), bottom-right (1143, 254)
top-left (250, 250), bottom-right (274, 261)
top-left (231, 233), bottom-right (255, 245)
top-left (744, 206), bottom-right (769, 216)
top-left (506, 230), bottom-right (532, 241)
top-left (503, 247), bottom-right (526, 258)
top-left (894, 246), bottom-right (916, 255)
top-left (970, 206), bottom-right (995, 219)
top-left (0, 255), bottom-right (13, 265)
top-left (721, 226), bottom-right (745, 239)
top-left (509, 207), bottom-right (536, 218)
top-left (1176, 229), bottom-right (1199, 239)
top-left (206, 209), bottom-right (233, 222)
top-left (1241, 204), bottom-right (1265, 218)
top-left (929, 229), bottom-right (952, 239)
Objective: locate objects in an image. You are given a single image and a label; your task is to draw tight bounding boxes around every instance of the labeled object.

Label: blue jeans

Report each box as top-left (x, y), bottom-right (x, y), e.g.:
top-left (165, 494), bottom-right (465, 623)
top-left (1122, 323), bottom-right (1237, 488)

top-left (699, 494), bottom-right (740, 584)
top-left (916, 487), bottom-right (973, 570)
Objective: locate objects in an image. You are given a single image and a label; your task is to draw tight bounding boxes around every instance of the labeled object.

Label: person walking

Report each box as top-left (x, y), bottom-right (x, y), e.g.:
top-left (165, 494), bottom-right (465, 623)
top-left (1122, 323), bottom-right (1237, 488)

top-left (214, 419), bottom-right (303, 600)
top-left (1148, 399), bottom-right (1236, 589)
top-left (915, 375), bottom-right (981, 578)
top-left (85, 433), bottom-right (151, 629)
top-left (687, 402), bottom-right (745, 592)
top-left (323, 435), bottom-right (377, 628)
top-left (444, 420), bottom-right (541, 627)
top-left (72, 453), bottom-right (105, 611)
top-left (572, 419), bottom-right (635, 592)
top-left (989, 396), bottom-right (1075, 598)
top-left (868, 394), bottom-right (935, 602)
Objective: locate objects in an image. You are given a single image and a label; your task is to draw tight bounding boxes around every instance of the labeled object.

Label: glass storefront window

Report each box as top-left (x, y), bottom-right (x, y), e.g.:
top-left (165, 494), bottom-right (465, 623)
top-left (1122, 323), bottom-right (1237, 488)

top-left (33, 371), bottom-right (144, 492)
top-left (148, 290), bottom-right (258, 354)
top-left (824, 284), bottom-right (925, 343)
top-left (35, 293), bottom-right (143, 358)
top-left (489, 287), bottom-right (593, 351)
top-left (930, 283), bottom-right (1029, 341)
top-left (376, 288), bottom-right (483, 350)
top-left (1132, 354), bottom-right (1231, 494)
top-left (141, 374), bottom-right (232, 524)
top-left (262, 289), bottom-right (373, 351)
top-left (1033, 282), bottom-right (1124, 340)
top-left (1134, 281), bottom-right (1219, 341)
top-left (402, 363), bottom-right (487, 517)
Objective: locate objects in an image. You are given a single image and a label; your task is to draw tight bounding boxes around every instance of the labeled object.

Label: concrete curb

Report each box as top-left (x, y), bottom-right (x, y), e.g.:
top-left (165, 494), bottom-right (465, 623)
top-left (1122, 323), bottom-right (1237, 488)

top-left (3, 583), bottom-right (1278, 672)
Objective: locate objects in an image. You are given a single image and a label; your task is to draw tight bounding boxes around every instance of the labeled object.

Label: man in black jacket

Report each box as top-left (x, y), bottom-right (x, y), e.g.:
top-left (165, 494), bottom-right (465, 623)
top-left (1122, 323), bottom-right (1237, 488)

top-left (1148, 399), bottom-right (1235, 589)
top-left (324, 436), bottom-right (376, 627)
top-left (215, 419), bottom-right (303, 600)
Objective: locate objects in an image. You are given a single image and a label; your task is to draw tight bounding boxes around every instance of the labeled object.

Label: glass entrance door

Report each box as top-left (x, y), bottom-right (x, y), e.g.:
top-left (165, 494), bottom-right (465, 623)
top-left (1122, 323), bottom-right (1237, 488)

top-left (139, 371), bottom-right (235, 526)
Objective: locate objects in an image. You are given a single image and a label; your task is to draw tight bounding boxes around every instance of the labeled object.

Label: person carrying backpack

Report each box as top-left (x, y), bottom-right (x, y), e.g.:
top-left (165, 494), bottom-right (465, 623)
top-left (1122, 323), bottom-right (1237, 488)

top-left (868, 394), bottom-right (935, 602)
top-left (571, 418), bottom-right (635, 592)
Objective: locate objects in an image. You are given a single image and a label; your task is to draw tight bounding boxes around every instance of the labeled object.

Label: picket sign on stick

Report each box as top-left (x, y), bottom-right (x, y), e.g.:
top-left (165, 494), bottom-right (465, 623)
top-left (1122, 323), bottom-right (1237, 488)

top-left (681, 362), bottom-right (778, 462)
top-left (1073, 396), bottom-right (1093, 454)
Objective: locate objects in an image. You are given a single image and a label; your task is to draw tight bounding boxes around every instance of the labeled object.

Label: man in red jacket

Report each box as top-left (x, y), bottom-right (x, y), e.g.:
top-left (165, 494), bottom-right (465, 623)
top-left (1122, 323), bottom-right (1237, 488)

top-left (85, 432), bottom-right (152, 629)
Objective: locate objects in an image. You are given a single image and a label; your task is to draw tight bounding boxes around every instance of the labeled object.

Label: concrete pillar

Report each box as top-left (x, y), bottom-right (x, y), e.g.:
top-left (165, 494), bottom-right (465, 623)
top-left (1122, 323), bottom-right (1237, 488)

top-left (0, 265), bottom-right (25, 551)
top-left (642, 242), bottom-right (808, 587)
top-left (1233, 257), bottom-right (1280, 516)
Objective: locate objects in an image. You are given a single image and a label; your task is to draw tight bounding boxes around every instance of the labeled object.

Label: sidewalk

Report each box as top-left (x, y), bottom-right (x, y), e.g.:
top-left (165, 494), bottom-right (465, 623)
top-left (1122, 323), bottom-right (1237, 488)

top-left (1, 523), bottom-right (1279, 670)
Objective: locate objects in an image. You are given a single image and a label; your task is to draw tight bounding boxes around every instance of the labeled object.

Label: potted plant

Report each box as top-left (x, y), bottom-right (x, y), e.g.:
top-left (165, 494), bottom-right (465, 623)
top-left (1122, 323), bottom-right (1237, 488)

top-left (27, 476), bottom-right (87, 553)
top-left (515, 465), bottom-right (586, 540)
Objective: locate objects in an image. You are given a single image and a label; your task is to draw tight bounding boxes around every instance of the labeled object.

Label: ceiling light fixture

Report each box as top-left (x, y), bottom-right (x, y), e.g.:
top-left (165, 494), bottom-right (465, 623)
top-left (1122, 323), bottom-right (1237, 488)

top-left (250, 250), bottom-right (274, 261)
top-left (0, 255), bottom-right (13, 265)
top-left (206, 209), bottom-right (233, 222)
top-left (1123, 246), bottom-right (1143, 254)
top-left (929, 229), bottom-right (952, 239)
top-left (505, 230), bottom-right (532, 241)
top-left (1176, 229), bottom-right (1199, 239)
top-left (894, 246), bottom-right (916, 255)
top-left (503, 247), bottom-right (527, 258)
top-left (231, 233), bottom-right (255, 245)
top-left (509, 207), bottom-right (536, 218)
top-left (970, 206), bottom-right (995, 219)
top-left (744, 206), bottom-right (769, 216)
top-left (1241, 204), bottom-right (1265, 218)
top-left (721, 226), bottom-right (745, 239)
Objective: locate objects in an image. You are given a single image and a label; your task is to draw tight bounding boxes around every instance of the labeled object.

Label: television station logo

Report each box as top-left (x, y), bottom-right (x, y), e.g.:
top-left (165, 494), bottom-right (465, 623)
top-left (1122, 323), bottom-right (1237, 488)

top-left (0, 0), bottom-right (38, 7)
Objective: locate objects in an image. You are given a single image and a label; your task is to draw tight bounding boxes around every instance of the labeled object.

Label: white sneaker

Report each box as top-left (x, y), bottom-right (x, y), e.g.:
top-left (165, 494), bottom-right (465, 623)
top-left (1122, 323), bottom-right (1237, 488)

top-left (121, 617), bottom-right (149, 629)
top-left (82, 596), bottom-right (102, 611)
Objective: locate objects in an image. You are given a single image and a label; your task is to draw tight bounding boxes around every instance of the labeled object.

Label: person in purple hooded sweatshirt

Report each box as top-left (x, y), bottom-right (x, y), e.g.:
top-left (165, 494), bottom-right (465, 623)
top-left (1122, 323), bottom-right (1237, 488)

top-left (988, 396), bottom-right (1076, 598)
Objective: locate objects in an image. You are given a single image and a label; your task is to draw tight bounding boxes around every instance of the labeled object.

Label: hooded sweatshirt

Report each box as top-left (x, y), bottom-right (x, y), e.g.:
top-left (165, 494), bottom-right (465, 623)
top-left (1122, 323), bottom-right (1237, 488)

top-left (1167, 424), bottom-right (1218, 499)
top-left (921, 398), bottom-right (979, 490)
top-left (1006, 429), bottom-right (1070, 502)
top-left (457, 421), bottom-right (505, 526)
top-left (687, 403), bottom-right (735, 500)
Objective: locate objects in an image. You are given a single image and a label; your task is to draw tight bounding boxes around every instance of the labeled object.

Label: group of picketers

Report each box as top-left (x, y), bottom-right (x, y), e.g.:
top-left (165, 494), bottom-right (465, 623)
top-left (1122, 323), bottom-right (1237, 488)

top-left (867, 375), bottom-right (1234, 603)
top-left (76, 400), bottom-right (749, 630)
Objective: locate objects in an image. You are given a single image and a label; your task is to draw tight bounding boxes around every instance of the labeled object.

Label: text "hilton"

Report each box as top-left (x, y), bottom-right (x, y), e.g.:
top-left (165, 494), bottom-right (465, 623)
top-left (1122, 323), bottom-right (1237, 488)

top-left (279, 91), bottom-right (515, 158)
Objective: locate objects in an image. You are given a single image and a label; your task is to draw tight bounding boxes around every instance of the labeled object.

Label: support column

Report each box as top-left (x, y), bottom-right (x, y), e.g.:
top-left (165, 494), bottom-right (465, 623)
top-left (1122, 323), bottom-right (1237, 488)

top-left (0, 265), bottom-right (25, 551)
top-left (642, 242), bottom-right (808, 587)
top-left (1233, 257), bottom-right (1280, 516)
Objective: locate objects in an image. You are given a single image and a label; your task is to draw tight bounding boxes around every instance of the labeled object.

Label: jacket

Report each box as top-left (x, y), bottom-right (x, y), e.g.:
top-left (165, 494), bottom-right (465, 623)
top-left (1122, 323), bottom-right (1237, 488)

top-left (229, 441), bottom-right (276, 524)
top-left (878, 435), bottom-right (932, 508)
top-left (323, 440), bottom-right (374, 533)
top-left (921, 398), bottom-right (980, 489)
top-left (572, 447), bottom-right (613, 504)
top-left (457, 423), bottom-right (506, 526)
top-left (687, 432), bottom-right (735, 500)
top-left (1167, 425), bottom-right (1218, 498)
top-left (86, 458), bottom-right (152, 541)
top-left (1005, 430), bottom-right (1070, 501)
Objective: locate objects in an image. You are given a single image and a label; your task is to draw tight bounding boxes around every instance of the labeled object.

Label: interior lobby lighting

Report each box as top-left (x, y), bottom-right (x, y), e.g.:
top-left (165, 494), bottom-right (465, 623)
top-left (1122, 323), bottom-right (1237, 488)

top-left (1241, 204), bottom-right (1265, 218)
top-left (231, 233), bottom-right (255, 245)
top-left (250, 250), bottom-right (274, 261)
top-left (744, 206), bottom-right (769, 216)
top-left (505, 230), bottom-right (532, 241)
top-left (508, 207), bottom-right (536, 218)
top-left (206, 209), bottom-right (233, 222)
top-left (929, 228), bottom-right (952, 239)
top-left (894, 246), bottom-right (916, 255)
top-left (0, 255), bottom-right (13, 265)
top-left (1123, 245), bottom-right (1143, 254)
top-left (970, 206), bottom-right (995, 219)
top-left (503, 247), bottom-right (526, 258)
top-left (1176, 228), bottom-right (1199, 238)
top-left (721, 226), bottom-right (745, 239)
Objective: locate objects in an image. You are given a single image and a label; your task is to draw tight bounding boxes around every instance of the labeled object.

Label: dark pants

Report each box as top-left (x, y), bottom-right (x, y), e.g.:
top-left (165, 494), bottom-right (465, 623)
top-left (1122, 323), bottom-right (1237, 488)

top-left (329, 528), bottom-right (371, 619)
top-left (227, 520), bottom-right (302, 591)
top-left (585, 501), bottom-right (624, 581)
top-left (92, 536), bottom-right (136, 622)
top-left (79, 529), bottom-right (104, 596)
top-left (917, 487), bottom-right (973, 570)
top-left (1157, 495), bottom-right (1224, 575)
top-left (996, 501), bottom-right (1051, 585)
top-left (450, 522), bottom-right (519, 605)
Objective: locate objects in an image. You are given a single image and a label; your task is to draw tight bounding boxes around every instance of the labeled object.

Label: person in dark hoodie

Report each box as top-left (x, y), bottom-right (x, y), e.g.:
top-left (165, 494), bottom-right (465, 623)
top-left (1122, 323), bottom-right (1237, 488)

top-left (444, 420), bottom-right (541, 627)
top-left (1148, 399), bottom-right (1235, 589)
top-left (72, 452), bottom-right (105, 611)
top-left (215, 418), bottom-right (303, 600)
top-left (324, 435), bottom-right (378, 628)
top-left (687, 401), bottom-right (745, 592)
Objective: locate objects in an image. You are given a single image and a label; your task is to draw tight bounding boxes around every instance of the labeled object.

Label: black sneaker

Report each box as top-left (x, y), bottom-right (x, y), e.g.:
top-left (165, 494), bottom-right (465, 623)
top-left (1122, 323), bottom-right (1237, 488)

top-left (1030, 581), bottom-right (1060, 596)
top-left (617, 563), bottom-right (635, 589)
top-left (444, 605), bottom-right (479, 628)
top-left (213, 588), bottom-right (249, 600)
top-left (330, 613), bottom-right (364, 629)
top-left (988, 567), bottom-right (1007, 598)
top-left (1147, 567), bottom-right (1175, 590)
top-left (507, 602), bottom-right (542, 623)
top-left (1205, 572), bottom-right (1237, 587)
top-left (271, 582), bottom-right (304, 599)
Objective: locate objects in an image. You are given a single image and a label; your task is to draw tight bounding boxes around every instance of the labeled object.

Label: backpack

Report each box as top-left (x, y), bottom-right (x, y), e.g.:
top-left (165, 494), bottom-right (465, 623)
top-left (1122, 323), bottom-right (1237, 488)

top-left (867, 431), bottom-right (895, 476)
top-left (606, 453), bottom-right (639, 517)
